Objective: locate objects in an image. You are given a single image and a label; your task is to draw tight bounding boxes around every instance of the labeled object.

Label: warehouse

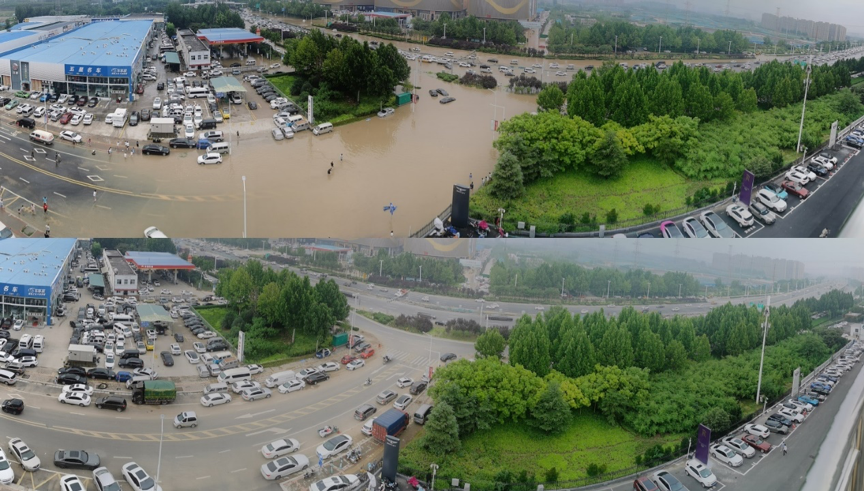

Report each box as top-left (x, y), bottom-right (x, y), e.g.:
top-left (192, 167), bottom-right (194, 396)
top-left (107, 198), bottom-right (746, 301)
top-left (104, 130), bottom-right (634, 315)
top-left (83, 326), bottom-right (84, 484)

top-left (0, 19), bottom-right (154, 101)
top-left (177, 28), bottom-right (211, 70)
top-left (0, 238), bottom-right (77, 326)
top-left (103, 249), bottom-right (138, 296)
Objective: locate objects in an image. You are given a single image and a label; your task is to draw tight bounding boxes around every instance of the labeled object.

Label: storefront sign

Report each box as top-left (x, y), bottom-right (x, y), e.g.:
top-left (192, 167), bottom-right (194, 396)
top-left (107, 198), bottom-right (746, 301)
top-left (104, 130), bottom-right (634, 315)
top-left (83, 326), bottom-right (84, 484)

top-left (64, 65), bottom-right (131, 77)
top-left (1, 283), bottom-right (49, 298)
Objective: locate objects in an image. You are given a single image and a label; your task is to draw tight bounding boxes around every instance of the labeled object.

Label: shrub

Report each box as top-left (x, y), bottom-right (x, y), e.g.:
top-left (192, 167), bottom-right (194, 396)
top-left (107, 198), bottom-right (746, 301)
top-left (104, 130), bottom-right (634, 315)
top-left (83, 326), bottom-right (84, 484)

top-left (372, 312), bottom-right (395, 324)
top-left (606, 208), bottom-right (618, 224)
top-left (544, 467), bottom-right (559, 484)
top-left (586, 463), bottom-right (607, 477)
top-left (460, 72), bottom-right (498, 89)
top-left (436, 72), bottom-right (459, 83)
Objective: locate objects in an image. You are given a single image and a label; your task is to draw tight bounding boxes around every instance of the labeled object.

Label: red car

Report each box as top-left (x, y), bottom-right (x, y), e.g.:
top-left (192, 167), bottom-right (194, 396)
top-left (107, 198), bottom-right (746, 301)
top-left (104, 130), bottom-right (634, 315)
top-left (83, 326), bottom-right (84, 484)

top-left (59, 112), bottom-right (72, 124)
top-left (340, 354), bottom-right (357, 365)
top-left (781, 180), bottom-right (809, 199)
top-left (76, 96), bottom-right (87, 106)
top-left (136, 84), bottom-right (144, 95)
top-left (359, 348), bottom-right (375, 359)
top-left (742, 434), bottom-right (772, 454)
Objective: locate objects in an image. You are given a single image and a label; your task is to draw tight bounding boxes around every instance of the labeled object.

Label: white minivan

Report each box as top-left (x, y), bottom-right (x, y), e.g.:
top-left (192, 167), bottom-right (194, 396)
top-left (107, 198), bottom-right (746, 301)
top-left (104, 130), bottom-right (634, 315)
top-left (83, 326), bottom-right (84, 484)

top-left (312, 122), bottom-right (333, 136)
top-left (264, 370), bottom-right (296, 388)
top-left (217, 367), bottom-right (251, 384)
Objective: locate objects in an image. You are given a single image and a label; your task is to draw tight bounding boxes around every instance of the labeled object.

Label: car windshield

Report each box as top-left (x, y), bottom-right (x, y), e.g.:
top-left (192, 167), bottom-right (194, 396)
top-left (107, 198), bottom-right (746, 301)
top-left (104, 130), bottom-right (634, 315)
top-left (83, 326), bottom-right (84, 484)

top-left (698, 468), bottom-right (712, 478)
top-left (323, 438), bottom-right (341, 450)
top-left (21, 447), bottom-right (35, 459)
top-left (266, 461), bottom-right (279, 472)
top-left (663, 475), bottom-right (683, 491)
top-left (664, 224), bottom-right (683, 238)
top-left (0, 459), bottom-right (10, 470)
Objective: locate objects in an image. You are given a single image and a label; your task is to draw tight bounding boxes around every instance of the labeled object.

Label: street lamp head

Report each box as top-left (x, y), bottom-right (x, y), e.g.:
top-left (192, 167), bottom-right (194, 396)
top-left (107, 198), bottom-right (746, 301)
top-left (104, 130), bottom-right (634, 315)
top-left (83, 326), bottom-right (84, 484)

top-left (242, 175), bottom-right (246, 182)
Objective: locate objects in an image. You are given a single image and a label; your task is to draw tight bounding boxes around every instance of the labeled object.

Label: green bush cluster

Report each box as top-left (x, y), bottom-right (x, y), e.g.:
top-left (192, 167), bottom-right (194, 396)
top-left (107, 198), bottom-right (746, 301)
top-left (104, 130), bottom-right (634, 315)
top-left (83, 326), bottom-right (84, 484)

top-left (437, 72), bottom-right (459, 83)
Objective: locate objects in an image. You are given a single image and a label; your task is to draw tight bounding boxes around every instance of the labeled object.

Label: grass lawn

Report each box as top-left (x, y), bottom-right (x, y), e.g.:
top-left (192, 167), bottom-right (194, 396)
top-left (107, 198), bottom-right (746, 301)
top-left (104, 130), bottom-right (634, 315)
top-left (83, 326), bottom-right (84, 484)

top-left (429, 326), bottom-right (480, 342)
top-left (267, 74), bottom-right (296, 98)
top-left (470, 156), bottom-right (727, 232)
top-left (196, 306), bottom-right (229, 333)
top-left (399, 412), bottom-right (683, 485)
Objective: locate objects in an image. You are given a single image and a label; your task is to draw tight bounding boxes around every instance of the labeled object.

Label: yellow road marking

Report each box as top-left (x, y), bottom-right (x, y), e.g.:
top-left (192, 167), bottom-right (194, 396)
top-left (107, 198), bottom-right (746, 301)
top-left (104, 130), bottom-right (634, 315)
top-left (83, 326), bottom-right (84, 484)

top-left (33, 473), bottom-right (58, 489)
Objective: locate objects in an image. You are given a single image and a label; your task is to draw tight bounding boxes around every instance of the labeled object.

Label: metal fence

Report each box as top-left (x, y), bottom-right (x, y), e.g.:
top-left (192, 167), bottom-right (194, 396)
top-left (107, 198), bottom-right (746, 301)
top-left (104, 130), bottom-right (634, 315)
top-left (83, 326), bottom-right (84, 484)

top-left (412, 204), bottom-right (453, 238)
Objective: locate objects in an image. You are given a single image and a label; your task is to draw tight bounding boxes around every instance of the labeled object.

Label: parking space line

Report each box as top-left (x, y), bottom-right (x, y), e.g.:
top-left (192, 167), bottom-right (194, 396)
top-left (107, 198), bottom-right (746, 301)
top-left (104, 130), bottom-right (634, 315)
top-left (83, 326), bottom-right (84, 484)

top-left (196, 475), bottom-right (211, 480)
top-left (33, 473), bottom-right (59, 489)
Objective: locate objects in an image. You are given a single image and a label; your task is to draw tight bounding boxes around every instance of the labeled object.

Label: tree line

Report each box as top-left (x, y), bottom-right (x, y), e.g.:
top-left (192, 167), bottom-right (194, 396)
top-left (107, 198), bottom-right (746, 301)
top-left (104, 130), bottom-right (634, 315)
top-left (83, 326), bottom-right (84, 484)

top-left (353, 250), bottom-right (464, 286)
top-left (489, 262), bottom-right (705, 300)
top-left (411, 14), bottom-right (525, 47)
top-left (164, 2), bottom-right (244, 31)
top-left (252, 0), bottom-right (328, 20)
top-left (214, 260), bottom-right (349, 359)
top-left (546, 21), bottom-right (751, 55)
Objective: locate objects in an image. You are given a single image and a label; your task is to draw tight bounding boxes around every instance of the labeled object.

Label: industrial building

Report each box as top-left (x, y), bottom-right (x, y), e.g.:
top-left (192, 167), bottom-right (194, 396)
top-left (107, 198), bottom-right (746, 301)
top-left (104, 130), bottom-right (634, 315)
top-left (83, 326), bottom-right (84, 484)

top-left (0, 18), bottom-right (156, 101)
top-left (103, 250), bottom-right (138, 296)
top-left (315, 0), bottom-right (536, 21)
top-left (177, 28), bottom-right (211, 70)
top-left (0, 238), bottom-right (78, 326)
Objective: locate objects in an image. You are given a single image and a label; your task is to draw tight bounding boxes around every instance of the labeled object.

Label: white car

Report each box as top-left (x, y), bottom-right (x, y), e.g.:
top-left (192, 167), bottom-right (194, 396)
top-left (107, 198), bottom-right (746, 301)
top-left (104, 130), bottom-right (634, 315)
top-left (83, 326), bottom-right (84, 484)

top-left (778, 408), bottom-right (805, 423)
top-left (310, 475), bottom-right (360, 491)
top-left (270, 63), bottom-right (281, 69)
top-left (318, 362), bottom-right (339, 372)
top-left (725, 204), bottom-right (754, 228)
top-left (198, 152), bottom-right (222, 165)
top-left (62, 384), bottom-right (94, 396)
top-left (316, 434), bottom-right (353, 460)
top-left (700, 211), bottom-right (735, 238)
top-left (684, 459), bottom-right (717, 488)
top-left (105, 353), bottom-right (115, 369)
top-left (296, 368), bottom-right (320, 380)
top-left (34, 107), bottom-right (45, 118)
top-left (681, 216), bottom-right (710, 238)
top-left (193, 342), bottom-right (207, 353)
top-left (184, 123), bottom-right (195, 139)
top-left (721, 436), bottom-right (756, 458)
top-left (59, 392), bottom-right (91, 407)
top-left (279, 379), bottom-right (306, 393)
top-left (261, 438), bottom-right (301, 459)
top-left (153, 98), bottom-right (162, 110)
top-left (785, 169), bottom-right (810, 185)
top-left (232, 380), bottom-right (261, 393)
top-left (184, 71), bottom-right (197, 77)
top-left (11, 355), bottom-right (37, 367)
top-left (260, 454), bottom-right (310, 480)
top-left (71, 113), bottom-right (83, 125)
top-left (792, 165), bottom-right (817, 182)
top-left (744, 423), bottom-right (770, 439)
top-left (133, 368), bottom-right (158, 380)
top-left (122, 462), bottom-right (162, 491)
top-left (170, 344), bottom-right (182, 355)
top-left (394, 394), bottom-right (413, 410)
top-left (710, 444), bottom-right (743, 467)
top-left (346, 359), bottom-right (365, 371)
top-left (200, 393), bottom-right (232, 407)
top-left (396, 377), bottom-right (414, 388)
top-left (788, 399), bottom-right (813, 412)
top-left (0, 448), bottom-right (14, 484)
top-left (197, 331), bottom-right (217, 339)
top-left (757, 189), bottom-right (787, 213)
top-left (185, 350), bottom-right (200, 363)
top-left (8, 438), bottom-right (40, 471)
top-left (241, 387), bottom-right (272, 401)
top-left (61, 474), bottom-right (85, 491)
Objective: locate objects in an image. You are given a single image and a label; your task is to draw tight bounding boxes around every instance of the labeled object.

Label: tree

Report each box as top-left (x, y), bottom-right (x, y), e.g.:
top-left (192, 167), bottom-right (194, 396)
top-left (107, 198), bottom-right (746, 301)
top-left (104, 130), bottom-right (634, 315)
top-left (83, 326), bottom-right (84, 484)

top-left (610, 77), bottom-right (647, 127)
top-left (90, 241), bottom-right (103, 259)
top-left (489, 151), bottom-right (525, 200)
top-left (635, 328), bottom-right (665, 373)
top-left (737, 87), bottom-right (758, 112)
top-left (475, 329), bottom-right (507, 359)
top-left (589, 130), bottom-right (629, 179)
top-left (665, 340), bottom-right (688, 371)
top-left (165, 22), bottom-right (177, 38)
top-left (598, 326), bottom-right (634, 368)
top-left (691, 334), bottom-right (712, 361)
top-left (421, 401), bottom-right (461, 455)
top-left (746, 155), bottom-right (774, 177)
top-left (509, 316), bottom-right (552, 376)
top-left (650, 77), bottom-right (685, 118)
top-left (556, 325), bottom-right (595, 378)
top-left (537, 84), bottom-right (565, 112)
top-left (567, 75), bottom-right (607, 126)
top-left (228, 268), bottom-right (255, 311)
top-left (686, 83), bottom-right (714, 121)
top-left (530, 382), bottom-right (571, 434)
top-left (631, 115), bottom-right (698, 165)
top-left (713, 92), bottom-right (735, 120)
top-left (257, 282), bottom-right (283, 327)
top-left (314, 280), bottom-right (349, 321)
top-left (763, 37), bottom-right (773, 48)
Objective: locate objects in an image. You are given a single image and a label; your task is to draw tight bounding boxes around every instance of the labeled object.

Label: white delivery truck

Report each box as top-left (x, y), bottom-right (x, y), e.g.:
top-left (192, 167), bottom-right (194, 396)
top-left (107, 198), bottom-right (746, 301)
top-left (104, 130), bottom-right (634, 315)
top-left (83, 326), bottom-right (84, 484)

top-left (112, 108), bottom-right (128, 128)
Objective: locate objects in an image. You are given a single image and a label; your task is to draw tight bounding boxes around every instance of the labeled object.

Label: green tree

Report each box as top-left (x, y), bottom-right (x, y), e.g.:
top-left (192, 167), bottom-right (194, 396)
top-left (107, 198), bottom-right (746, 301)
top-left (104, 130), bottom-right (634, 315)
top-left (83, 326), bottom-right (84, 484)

top-left (631, 115), bottom-right (698, 165)
top-left (589, 130), bottom-right (629, 179)
top-left (314, 280), bottom-right (349, 321)
top-left (567, 75), bottom-right (606, 126)
top-left (257, 282), bottom-right (283, 327)
top-left (691, 334), bottom-right (712, 361)
top-left (598, 326), bottom-right (634, 368)
top-left (420, 401), bottom-right (461, 455)
top-left (746, 155), bottom-right (774, 177)
top-left (556, 324), bottom-right (595, 378)
top-left (763, 37), bottom-right (773, 47)
top-left (530, 382), bottom-right (571, 434)
top-left (509, 316), bottom-right (552, 376)
top-left (686, 83), bottom-right (714, 121)
top-left (650, 77), bottom-right (685, 117)
top-left (610, 77), bottom-right (647, 127)
top-left (635, 328), bottom-right (666, 373)
top-left (475, 329), bottom-right (507, 359)
top-left (701, 406), bottom-right (732, 434)
top-left (737, 87), bottom-right (758, 112)
top-left (90, 241), bottom-right (103, 259)
top-left (665, 339), bottom-right (688, 371)
top-left (228, 268), bottom-right (255, 311)
top-left (537, 84), bottom-right (565, 112)
top-left (489, 151), bottom-right (525, 200)
top-left (165, 22), bottom-right (177, 38)
top-left (713, 92), bottom-right (735, 120)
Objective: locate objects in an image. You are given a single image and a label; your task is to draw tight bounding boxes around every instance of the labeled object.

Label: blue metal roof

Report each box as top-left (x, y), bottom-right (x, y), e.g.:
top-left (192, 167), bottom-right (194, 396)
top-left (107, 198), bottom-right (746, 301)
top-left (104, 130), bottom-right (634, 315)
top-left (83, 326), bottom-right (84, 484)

top-left (2, 20), bottom-right (152, 68)
top-left (197, 28), bottom-right (264, 44)
top-left (0, 238), bottom-right (76, 288)
top-left (9, 22), bottom-right (42, 31)
top-left (124, 251), bottom-right (194, 269)
top-left (0, 31), bottom-right (40, 43)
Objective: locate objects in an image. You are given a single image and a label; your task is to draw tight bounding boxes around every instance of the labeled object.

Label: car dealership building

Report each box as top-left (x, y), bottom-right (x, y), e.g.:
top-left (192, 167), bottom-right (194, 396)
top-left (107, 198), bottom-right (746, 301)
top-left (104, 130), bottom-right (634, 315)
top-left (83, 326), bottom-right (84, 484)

top-left (0, 238), bottom-right (77, 326)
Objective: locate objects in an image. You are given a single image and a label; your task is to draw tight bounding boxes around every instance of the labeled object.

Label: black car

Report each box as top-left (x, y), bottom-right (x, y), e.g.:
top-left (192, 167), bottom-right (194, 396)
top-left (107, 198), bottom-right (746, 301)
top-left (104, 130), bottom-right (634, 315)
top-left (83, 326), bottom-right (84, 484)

top-left (488, 58), bottom-right (498, 62)
top-left (264, 94), bottom-right (278, 102)
top-left (439, 97), bottom-right (456, 104)
top-left (1, 398), bottom-right (24, 415)
top-left (95, 396), bottom-right (127, 412)
top-left (119, 357), bottom-right (144, 369)
top-left (768, 413), bottom-right (793, 427)
top-left (87, 368), bottom-right (115, 380)
top-left (160, 351), bottom-right (174, 366)
top-left (54, 450), bottom-right (101, 470)
top-left (157, 82), bottom-right (165, 90)
top-left (248, 101), bottom-right (258, 110)
top-left (68, 95), bottom-right (79, 105)
top-left (58, 366), bottom-right (87, 377)
top-left (440, 353), bottom-right (457, 362)
top-left (87, 97), bottom-right (98, 107)
top-left (169, 138), bottom-right (195, 148)
top-left (0, 330), bottom-right (10, 339)
top-left (206, 342), bottom-right (228, 352)
top-left (140, 109), bottom-right (152, 121)
top-left (142, 144), bottom-right (170, 155)
top-left (57, 373), bottom-right (87, 385)
top-left (436, 88), bottom-right (449, 97)
top-left (409, 380), bottom-right (428, 395)
top-left (306, 372), bottom-right (330, 385)
top-left (174, 333), bottom-right (185, 343)
top-left (428, 89), bottom-right (438, 97)
top-left (807, 162), bottom-right (829, 177)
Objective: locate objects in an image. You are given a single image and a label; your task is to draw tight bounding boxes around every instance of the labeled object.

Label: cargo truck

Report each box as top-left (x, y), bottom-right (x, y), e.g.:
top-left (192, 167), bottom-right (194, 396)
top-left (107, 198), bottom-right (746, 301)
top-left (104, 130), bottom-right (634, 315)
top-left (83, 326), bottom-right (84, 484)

top-left (66, 344), bottom-right (97, 368)
top-left (112, 108), bottom-right (128, 128)
top-left (371, 408), bottom-right (409, 442)
top-left (131, 380), bottom-right (177, 405)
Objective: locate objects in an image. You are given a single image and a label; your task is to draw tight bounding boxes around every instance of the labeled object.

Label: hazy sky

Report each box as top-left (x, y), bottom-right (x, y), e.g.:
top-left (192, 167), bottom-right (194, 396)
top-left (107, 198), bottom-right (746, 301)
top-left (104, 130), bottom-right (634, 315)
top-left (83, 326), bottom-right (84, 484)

top-left (496, 239), bottom-right (864, 276)
top-left (660, 0), bottom-right (864, 34)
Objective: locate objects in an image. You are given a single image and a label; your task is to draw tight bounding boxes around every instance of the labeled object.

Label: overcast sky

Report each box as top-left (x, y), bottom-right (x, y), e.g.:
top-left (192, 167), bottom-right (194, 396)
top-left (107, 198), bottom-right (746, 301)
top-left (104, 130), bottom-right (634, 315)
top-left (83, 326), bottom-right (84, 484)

top-left (498, 239), bottom-right (864, 277)
top-left (653, 0), bottom-right (864, 34)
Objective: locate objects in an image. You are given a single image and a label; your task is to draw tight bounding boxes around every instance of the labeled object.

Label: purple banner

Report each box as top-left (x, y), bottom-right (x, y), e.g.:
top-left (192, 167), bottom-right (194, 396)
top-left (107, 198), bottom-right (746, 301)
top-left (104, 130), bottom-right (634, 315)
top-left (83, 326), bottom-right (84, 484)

top-left (740, 170), bottom-right (756, 206)
top-left (695, 424), bottom-right (711, 464)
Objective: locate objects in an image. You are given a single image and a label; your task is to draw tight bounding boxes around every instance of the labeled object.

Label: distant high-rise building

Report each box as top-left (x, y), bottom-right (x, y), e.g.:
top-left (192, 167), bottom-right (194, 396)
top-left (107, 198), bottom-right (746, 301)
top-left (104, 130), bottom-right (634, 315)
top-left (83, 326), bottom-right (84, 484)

top-left (761, 13), bottom-right (846, 42)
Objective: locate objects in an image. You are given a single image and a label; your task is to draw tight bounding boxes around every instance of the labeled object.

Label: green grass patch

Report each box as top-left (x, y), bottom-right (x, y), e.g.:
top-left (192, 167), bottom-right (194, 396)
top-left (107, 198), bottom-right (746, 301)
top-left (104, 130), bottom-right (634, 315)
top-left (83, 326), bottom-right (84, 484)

top-left (399, 412), bottom-right (683, 484)
top-left (265, 74), bottom-right (295, 97)
top-left (437, 72), bottom-right (459, 83)
top-left (471, 156), bottom-right (727, 231)
top-left (852, 77), bottom-right (864, 86)
top-left (195, 306), bottom-right (229, 332)
top-left (430, 326), bottom-right (481, 342)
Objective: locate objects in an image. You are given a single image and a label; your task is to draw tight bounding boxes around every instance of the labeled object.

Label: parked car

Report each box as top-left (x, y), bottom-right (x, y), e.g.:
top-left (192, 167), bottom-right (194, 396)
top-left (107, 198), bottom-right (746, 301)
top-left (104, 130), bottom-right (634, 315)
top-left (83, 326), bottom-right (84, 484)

top-left (700, 211), bottom-right (735, 238)
top-left (742, 434), bottom-right (771, 453)
top-left (743, 424), bottom-right (770, 439)
top-left (684, 459), bottom-right (716, 488)
top-left (781, 180), bottom-right (809, 199)
top-left (725, 204), bottom-right (754, 228)
top-left (660, 220), bottom-right (684, 238)
top-left (763, 418), bottom-right (789, 434)
top-left (721, 436), bottom-right (756, 458)
top-left (756, 189), bottom-right (787, 213)
top-left (748, 201), bottom-right (776, 225)
top-left (709, 444), bottom-right (743, 467)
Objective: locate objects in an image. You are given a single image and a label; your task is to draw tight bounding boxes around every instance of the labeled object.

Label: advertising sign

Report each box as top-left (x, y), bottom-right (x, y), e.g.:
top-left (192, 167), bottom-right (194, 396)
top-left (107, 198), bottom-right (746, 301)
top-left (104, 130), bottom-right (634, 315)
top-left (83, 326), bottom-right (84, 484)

top-left (739, 170), bottom-right (755, 206)
top-left (1, 283), bottom-right (49, 298)
top-left (792, 367), bottom-right (801, 397)
top-left (829, 121), bottom-right (838, 148)
top-left (308, 95), bottom-right (314, 124)
top-left (695, 424), bottom-right (711, 464)
top-left (238, 331), bottom-right (245, 363)
top-left (64, 65), bottom-right (130, 77)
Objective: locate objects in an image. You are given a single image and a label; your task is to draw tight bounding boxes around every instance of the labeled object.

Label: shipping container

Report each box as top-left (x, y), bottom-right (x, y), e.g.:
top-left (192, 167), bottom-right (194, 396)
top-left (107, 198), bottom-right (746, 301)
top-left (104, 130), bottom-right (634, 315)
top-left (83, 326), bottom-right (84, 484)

top-left (372, 408), bottom-right (409, 442)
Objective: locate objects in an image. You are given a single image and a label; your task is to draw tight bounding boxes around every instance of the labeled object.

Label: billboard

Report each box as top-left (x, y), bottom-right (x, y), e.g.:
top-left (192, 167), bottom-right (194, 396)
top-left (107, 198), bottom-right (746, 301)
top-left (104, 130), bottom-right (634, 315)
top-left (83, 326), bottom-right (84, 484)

top-left (695, 424), bottom-right (711, 464)
top-left (374, 0), bottom-right (464, 11)
top-left (65, 64), bottom-right (131, 77)
top-left (1, 283), bottom-right (50, 299)
top-left (792, 367), bottom-right (801, 397)
top-left (467, 0), bottom-right (532, 20)
top-left (829, 121), bottom-right (838, 148)
top-left (739, 170), bottom-right (756, 206)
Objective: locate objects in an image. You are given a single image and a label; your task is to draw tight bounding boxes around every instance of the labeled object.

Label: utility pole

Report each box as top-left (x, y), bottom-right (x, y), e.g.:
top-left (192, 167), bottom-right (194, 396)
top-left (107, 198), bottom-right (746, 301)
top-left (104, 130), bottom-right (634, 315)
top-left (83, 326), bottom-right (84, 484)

top-left (561, 277), bottom-right (565, 297)
top-left (379, 260), bottom-right (383, 277)
top-left (659, 36), bottom-right (663, 54)
top-left (755, 297), bottom-right (771, 404)
top-left (796, 56), bottom-right (813, 162)
top-left (614, 35), bottom-right (617, 57)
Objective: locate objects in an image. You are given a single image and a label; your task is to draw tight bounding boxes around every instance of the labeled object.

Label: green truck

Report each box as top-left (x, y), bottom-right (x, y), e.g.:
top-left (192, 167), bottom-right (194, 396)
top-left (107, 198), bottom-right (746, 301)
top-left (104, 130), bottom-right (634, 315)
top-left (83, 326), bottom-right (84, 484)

top-left (131, 380), bottom-right (177, 405)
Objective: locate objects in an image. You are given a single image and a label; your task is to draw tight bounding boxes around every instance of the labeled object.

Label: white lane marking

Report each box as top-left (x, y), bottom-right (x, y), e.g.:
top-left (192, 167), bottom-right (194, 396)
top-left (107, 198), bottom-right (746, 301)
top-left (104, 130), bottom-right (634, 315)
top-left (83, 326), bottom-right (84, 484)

top-left (236, 409), bottom-right (275, 420)
top-left (114, 456), bottom-right (133, 459)
top-left (115, 417), bottom-right (131, 420)
top-left (196, 476), bottom-right (211, 480)
top-left (18, 177), bottom-right (29, 184)
top-left (176, 455), bottom-right (194, 459)
top-left (245, 427), bottom-right (290, 437)
top-left (219, 449), bottom-right (231, 454)
top-left (230, 468), bottom-right (247, 473)
top-left (70, 412), bottom-right (86, 416)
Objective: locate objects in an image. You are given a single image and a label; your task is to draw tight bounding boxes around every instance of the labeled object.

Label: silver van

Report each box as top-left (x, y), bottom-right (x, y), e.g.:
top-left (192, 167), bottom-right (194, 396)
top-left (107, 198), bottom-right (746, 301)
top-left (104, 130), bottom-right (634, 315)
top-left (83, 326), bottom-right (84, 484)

top-left (414, 404), bottom-right (433, 425)
top-left (19, 334), bottom-right (32, 349)
top-left (312, 122), bottom-right (333, 136)
top-left (209, 142), bottom-right (229, 154)
top-left (32, 335), bottom-right (44, 353)
top-left (264, 370), bottom-right (296, 388)
top-left (204, 382), bottom-right (230, 394)
top-left (0, 369), bottom-right (18, 385)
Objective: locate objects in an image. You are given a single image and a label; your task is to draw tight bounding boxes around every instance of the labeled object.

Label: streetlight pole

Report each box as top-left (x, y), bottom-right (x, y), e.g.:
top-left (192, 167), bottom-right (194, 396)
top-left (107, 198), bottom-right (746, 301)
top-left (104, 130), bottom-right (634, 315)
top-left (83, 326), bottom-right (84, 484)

top-left (561, 277), bottom-right (565, 297)
top-left (483, 27), bottom-right (486, 44)
top-left (796, 55), bottom-right (813, 156)
top-left (678, 283), bottom-right (682, 298)
top-left (728, 40), bottom-right (732, 56)
top-left (659, 36), bottom-right (662, 54)
top-left (379, 260), bottom-right (383, 277)
top-left (647, 282), bottom-right (650, 300)
top-left (419, 266), bottom-right (422, 283)
top-left (614, 35), bottom-right (618, 57)
top-left (430, 464), bottom-right (439, 491)
top-left (443, 23), bottom-right (446, 40)
top-left (241, 176), bottom-right (247, 238)
top-left (606, 280), bottom-right (611, 299)
top-left (156, 414), bottom-right (165, 487)
top-left (755, 297), bottom-right (771, 403)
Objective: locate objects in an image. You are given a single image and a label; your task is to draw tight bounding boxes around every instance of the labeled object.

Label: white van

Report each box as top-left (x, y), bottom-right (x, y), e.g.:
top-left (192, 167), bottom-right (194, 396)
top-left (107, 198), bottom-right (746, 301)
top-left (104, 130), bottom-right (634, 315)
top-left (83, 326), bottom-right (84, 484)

top-left (264, 370), bottom-right (296, 388)
top-left (32, 335), bottom-right (44, 353)
top-left (204, 382), bottom-right (230, 394)
top-left (0, 369), bottom-right (17, 385)
top-left (126, 375), bottom-right (153, 389)
top-left (209, 142), bottom-right (230, 154)
top-left (287, 115), bottom-right (305, 126)
top-left (111, 313), bottom-right (134, 323)
top-left (212, 351), bottom-right (233, 362)
top-left (312, 122), bottom-right (333, 136)
top-left (217, 367), bottom-right (251, 384)
top-left (19, 334), bottom-right (32, 349)
top-left (144, 226), bottom-right (168, 238)
top-left (29, 129), bottom-right (54, 145)
top-left (246, 58), bottom-right (256, 66)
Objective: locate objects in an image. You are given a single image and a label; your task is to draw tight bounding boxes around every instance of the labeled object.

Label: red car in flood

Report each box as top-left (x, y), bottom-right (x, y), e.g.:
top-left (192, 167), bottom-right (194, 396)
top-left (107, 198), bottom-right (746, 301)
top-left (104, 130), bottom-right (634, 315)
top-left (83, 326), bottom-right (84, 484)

top-left (340, 354), bottom-right (357, 365)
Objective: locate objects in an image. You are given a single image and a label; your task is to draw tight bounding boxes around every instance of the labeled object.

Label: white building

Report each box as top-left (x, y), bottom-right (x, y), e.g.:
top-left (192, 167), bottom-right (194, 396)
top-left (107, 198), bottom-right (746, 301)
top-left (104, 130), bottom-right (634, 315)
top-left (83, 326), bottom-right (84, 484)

top-left (103, 249), bottom-right (138, 295)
